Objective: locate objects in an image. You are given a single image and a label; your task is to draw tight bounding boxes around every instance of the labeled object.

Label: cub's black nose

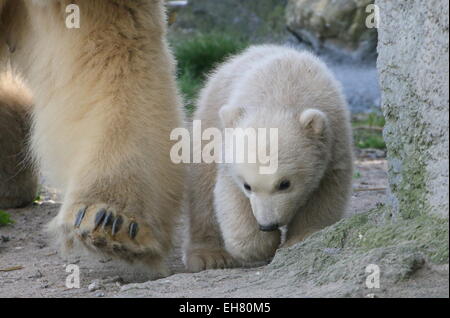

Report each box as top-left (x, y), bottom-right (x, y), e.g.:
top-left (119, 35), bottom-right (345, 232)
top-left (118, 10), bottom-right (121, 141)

top-left (259, 223), bottom-right (279, 232)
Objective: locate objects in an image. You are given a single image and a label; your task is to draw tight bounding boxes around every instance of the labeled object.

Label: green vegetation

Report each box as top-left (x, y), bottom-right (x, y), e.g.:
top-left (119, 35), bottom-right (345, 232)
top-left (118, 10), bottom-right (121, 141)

top-left (0, 210), bottom-right (13, 226)
top-left (353, 171), bottom-right (361, 179)
top-left (172, 33), bottom-right (248, 113)
top-left (355, 134), bottom-right (386, 149)
top-left (352, 112), bottom-right (386, 150)
top-left (177, 70), bottom-right (204, 114)
top-left (360, 112), bottom-right (386, 127)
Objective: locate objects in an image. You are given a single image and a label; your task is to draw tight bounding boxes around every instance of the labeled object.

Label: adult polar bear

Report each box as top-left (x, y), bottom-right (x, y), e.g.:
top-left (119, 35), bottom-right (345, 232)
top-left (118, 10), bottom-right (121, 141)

top-left (184, 46), bottom-right (353, 272)
top-left (0, 0), bottom-right (184, 276)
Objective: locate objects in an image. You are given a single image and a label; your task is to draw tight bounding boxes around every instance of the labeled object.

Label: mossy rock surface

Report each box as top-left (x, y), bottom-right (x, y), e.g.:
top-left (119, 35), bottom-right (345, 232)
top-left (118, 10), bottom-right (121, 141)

top-left (119, 207), bottom-right (449, 297)
top-left (270, 207), bottom-right (448, 288)
top-left (377, 0), bottom-right (449, 219)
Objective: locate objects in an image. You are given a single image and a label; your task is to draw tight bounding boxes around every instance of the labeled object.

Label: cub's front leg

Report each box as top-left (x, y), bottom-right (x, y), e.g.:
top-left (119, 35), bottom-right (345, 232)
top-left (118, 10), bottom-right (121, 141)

top-left (214, 173), bottom-right (281, 265)
top-left (19, 1), bottom-right (184, 276)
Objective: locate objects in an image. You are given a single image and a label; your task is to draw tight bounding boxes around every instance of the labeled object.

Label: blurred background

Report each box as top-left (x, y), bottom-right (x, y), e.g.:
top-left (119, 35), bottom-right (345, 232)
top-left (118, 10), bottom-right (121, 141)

top-left (167, 0), bottom-right (385, 155)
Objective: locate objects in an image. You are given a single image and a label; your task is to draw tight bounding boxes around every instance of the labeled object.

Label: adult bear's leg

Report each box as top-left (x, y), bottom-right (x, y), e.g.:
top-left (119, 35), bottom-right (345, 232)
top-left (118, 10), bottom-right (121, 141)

top-left (0, 73), bottom-right (38, 209)
top-left (8, 0), bottom-right (184, 276)
top-left (0, 1), bottom-right (37, 209)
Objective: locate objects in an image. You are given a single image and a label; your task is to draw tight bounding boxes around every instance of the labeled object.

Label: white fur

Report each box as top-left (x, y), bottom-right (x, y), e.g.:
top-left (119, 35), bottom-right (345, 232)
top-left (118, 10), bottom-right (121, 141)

top-left (1, 0), bottom-right (185, 276)
top-left (184, 45), bottom-right (353, 271)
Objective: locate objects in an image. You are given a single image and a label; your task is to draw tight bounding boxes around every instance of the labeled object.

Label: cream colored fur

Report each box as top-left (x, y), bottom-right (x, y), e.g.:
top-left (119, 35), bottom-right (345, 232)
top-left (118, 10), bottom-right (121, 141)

top-left (0, 0), bottom-right (184, 277)
top-left (184, 45), bottom-right (353, 272)
top-left (0, 71), bottom-right (37, 209)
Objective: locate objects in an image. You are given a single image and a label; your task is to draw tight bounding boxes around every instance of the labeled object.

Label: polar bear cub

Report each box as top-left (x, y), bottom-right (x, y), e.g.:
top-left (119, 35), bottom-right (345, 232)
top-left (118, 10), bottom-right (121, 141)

top-left (184, 45), bottom-right (353, 272)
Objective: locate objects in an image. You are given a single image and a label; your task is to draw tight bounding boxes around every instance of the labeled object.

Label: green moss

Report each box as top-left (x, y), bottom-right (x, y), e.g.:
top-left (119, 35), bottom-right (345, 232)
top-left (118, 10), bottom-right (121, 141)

top-left (323, 213), bottom-right (371, 249)
top-left (271, 207), bottom-right (448, 287)
top-left (0, 210), bottom-right (14, 226)
top-left (396, 149), bottom-right (428, 219)
top-left (382, 88), bottom-right (434, 219)
top-left (320, 207), bottom-right (449, 264)
top-left (359, 215), bottom-right (449, 263)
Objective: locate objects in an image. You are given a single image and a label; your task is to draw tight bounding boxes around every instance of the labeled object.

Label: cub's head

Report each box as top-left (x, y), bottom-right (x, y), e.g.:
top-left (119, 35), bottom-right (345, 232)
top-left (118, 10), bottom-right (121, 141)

top-left (220, 106), bottom-right (331, 231)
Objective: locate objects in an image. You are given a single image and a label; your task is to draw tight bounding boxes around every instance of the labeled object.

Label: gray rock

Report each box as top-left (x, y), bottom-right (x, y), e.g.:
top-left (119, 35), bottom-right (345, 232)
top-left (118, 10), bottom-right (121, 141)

top-left (88, 280), bottom-right (103, 292)
top-left (377, 0), bottom-right (449, 218)
top-left (286, 0), bottom-right (378, 60)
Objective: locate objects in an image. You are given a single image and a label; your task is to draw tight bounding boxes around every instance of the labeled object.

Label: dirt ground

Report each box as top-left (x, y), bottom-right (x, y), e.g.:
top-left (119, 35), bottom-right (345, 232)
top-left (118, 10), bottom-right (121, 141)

top-left (0, 158), bottom-right (389, 298)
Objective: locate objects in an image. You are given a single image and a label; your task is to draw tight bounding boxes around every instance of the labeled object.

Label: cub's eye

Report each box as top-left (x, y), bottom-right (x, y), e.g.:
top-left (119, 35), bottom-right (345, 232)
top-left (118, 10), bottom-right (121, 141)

top-left (278, 180), bottom-right (291, 191)
top-left (244, 183), bottom-right (252, 191)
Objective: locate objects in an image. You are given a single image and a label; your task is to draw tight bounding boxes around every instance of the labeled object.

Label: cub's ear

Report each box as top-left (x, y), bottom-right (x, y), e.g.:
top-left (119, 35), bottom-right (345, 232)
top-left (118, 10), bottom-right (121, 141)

top-left (219, 104), bottom-right (244, 128)
top-left (299, 109), bottom-right (328, 135)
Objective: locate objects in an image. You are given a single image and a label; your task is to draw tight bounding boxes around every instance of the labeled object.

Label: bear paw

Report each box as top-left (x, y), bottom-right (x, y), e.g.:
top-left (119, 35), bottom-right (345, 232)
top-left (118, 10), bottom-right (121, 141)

top-left (49, 202), bottom-right (168, 275)
top-left (184, 248), bottom-right (236, 272)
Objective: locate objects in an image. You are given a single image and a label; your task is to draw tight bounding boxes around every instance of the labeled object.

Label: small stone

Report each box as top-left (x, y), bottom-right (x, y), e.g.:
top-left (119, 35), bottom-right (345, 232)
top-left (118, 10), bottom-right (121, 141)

top-left (36, 242), bottom-right (47, 249)
top-left (323, 248), bottom-right (342, 255)
top-left (28, 270), bottom-right (43, 279)
top-left (88, 280), bottom-right (103, 292)
top-left (376, 202), bottom-right (385, 208)
top-left (101, 276), bottom-right (123, 284)
top-left (98, 258), bottom-right (112, 264)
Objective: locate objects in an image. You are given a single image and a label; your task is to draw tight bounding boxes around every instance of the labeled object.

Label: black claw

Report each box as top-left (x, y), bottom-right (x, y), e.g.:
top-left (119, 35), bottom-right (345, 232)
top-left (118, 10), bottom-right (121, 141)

top-left (74, 207), bottom-right (87, 228)
top-left (102, 211), bottom-right (114, 229)
top-left (129, 222), bottom-right (139, 239)
top-left (112, 215), bottom-right (123, 236)
top-left (94, 209), bottom-right (107, 230)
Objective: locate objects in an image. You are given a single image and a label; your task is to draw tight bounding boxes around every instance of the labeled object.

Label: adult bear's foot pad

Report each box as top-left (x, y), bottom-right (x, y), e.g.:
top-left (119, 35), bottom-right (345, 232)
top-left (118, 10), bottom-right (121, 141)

top-left (57, 203), bottom-right (163, 264)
